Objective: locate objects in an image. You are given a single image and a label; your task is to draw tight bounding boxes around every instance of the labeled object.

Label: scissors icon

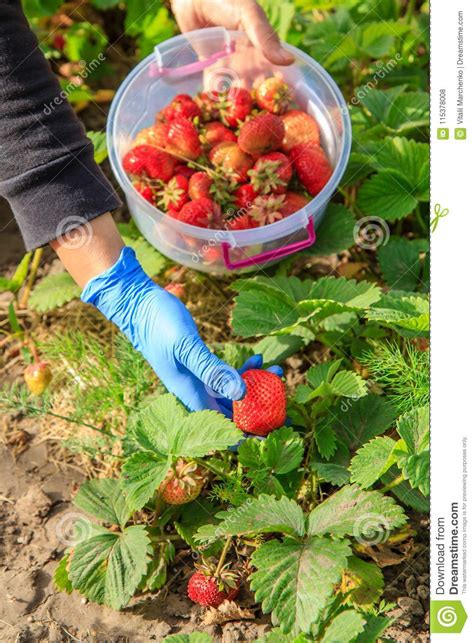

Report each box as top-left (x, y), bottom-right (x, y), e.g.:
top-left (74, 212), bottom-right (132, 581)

top-left (431, 203), bottom-right (449, 233)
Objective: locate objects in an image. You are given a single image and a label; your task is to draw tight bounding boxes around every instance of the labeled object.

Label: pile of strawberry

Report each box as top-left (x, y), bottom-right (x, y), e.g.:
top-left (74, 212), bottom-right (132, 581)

top-left (122, 77), bottom-right (332, 230)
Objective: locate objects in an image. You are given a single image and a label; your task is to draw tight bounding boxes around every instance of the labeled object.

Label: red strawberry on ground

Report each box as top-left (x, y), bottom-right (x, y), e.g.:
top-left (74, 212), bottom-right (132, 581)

top-left (281, 109), bottom-right (320, 152)
top-left (164, 116), bottom-right (202, 160)
top-left (187, 571), bottom-right (239, 608)
top-left (133, 181), bottom-right (155, 204)
top-left (174, 164), bottom-right (196, 179)
top-left (159, 459), bottom-right (206, 505)
top-left (162, 94), bottom-right (201, 122)
top-left (233, 369), bottom-right (286, 435)
top-left (158, 175), bottom-right (189, 213)
top-left (200, 121), bottom-right (237, 148)
top-left (248, 152), bottom-right (292, 195)
top-left (164, 283), bottom-right (186, 300)
top-left (280, 191), bottom-right (311, 217)
top-left (174, 197), bottom-right (221, 228)
top-left (188, 171), bottom-right (213, 200)
top-left (24, 361), bottom-right (52, 396)
top-left (238, 112), bottom-right (285, 156)
top-left (255, 77), bottom-right (293, 114)
top-left (233, 183), bottom-right (258, 209)
top-left (289, 143), bottom-right (332, 196)
top-left (209, 142), bottom-right (253, 182)
top-left (123, 145), bottom-right (175, 181)
top-left (216, 87), bottom-right (253, 128)
top-left (248, 194), bottom-right (287, 226)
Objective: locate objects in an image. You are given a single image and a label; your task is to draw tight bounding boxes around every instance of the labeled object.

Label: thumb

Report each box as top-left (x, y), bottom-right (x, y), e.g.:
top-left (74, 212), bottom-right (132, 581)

top-left (175, 334), bottom-right (246, 400)
top-left (240, 1), bottom-right (295, 66)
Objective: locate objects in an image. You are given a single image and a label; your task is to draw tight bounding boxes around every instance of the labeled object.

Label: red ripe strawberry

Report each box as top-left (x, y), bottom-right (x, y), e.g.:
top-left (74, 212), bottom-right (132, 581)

top-left (159, 459), bottom-right (206, 505)
top-left (158, 175), bottom-right (189, 213)
top-left (248, 152), bottom-right (292, 195)
top-left (289, 143), bottom-right (332, 196)
top-left (216, 87), bottom-right (253, 128)
top-left (195, 91), bottom-right (220, 121)
top-left (53, 34), bottom-right (65, 51)
top-left (280, 191), bottom-right (311, 217)
top-left (200, 121), bottom-right (237, 148)
top-left (281, 110), bottom-right (320, 152)
top-left (225, 214), bottom-right (257, 231)
top-left (174, 164), bottom-right (196, 179)
top-left (238, 113), bottom-right (285, 156)
top-left (209, 142), bottom-right (253, 183)
top-left (248, 194), bottom-right (287, 226)
top-left (233, 183), bottom-right (258, 209)
top-left (188, 171), bottom-right (213, 200)
top-left (164, 117), bottom-right (202, 160)
top-left (134, 123), bottom-right (168, 147)
top-left (175, 197), bottom-right (221, 228)
top-left (187, 571), bottom-right (239, 608)
top-left (24, 361), bottom-right (52, 396)
top-left (164, 283), bottom-right (186, 300)
top-left (255, 77), bottom-right (293, 114)
top-left (233, 369), bottom-right (286, 435)
top-left (133, 181), bottom-right (155, 204)
top-left (123, 145), bottom-right (175, 181)
top-left (162, 94), bottom-right (201, 122)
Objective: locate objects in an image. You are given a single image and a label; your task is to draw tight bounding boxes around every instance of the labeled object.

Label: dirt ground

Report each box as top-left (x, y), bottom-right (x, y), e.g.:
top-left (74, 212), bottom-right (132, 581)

top-left (0, 200), bottom-right (430, 642)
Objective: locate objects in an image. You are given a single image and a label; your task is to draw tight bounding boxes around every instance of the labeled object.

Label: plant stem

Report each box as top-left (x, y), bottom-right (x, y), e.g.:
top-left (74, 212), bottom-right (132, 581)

top-left (19, 248), bottom-right (43, 309)
top-left (195, 457), bottom-right (232, 481)
top-left (379, 473), bottom-right (405, 493)
top-left (27, 405), bottom-right (119, 440)
top-left (215, 535), bottom-right (233, 577)
top-left (405, 0), bottom-right (416, 23)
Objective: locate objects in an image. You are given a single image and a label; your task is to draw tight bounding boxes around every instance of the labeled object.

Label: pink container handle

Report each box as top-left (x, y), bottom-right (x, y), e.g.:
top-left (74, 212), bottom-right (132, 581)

top-left (152, 40), bottom-right (236, 78)
top-left (222, 218), bottom-right (316, 270)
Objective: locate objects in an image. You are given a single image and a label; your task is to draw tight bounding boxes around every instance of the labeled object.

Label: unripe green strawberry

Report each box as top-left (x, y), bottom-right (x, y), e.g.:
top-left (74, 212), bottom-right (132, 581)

top-left (24, 361), bottom-right (52, 396)
top-left (233, 369), bottom-right (286, 435)
top-left (159, 459), bottom-right (206, 505)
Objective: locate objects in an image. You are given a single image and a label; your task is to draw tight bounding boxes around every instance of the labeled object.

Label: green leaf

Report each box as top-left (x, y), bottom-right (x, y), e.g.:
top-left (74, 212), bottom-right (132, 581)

top-left (350, 436), bottom-right (397, 488)
top-left (343, 556), bottom-right (384, 607)
top-left (29, 272), bottom-right (81, 312)
top-left (164, 634), bottom-right (213, 643)
top-left (321, 609), bottom-right (366, 643)
top-left (258, 0), bottom-right (295, 40)
top-left (312, 444), bottom-right (351, 487)
top-left (378, 237), bottom-right (427, 290)
top-left (315, 418), bottom-right (338, 461)
top-left (87, 131), bottom-right (108, 164)
top-left (354, 615), bottom-right (392, 642)
top-left (374, 137), bottom-right (429, 198)
top-left (308, 485), bottom-right (407, 538)
top-left (296, 360), bottom-right (366, 404)
top-left (254, 334), bottom-right (307, 365)
top-left (239, 427), bottom-right (304, 476)
top-left (122, 236), bottom-right (167, 277)
top-left (309, 204), bottom-right (356, 256)
top-left (195, 495), bottom-right (306, 543)
top-left (64, 22), bottom-right (108, 63)
top-left (54, 554), bottom-right (73, 593)
top-left (90, 0), bottom-right (120, 8)
top-left (69, 523), bottom-right (151, 609)
top-left (396, 406), bottom-right (429, 454)
top-left (328, 395), bottom-right (398, 450)
top-left (357, 170), bottom-right (418, 221)
top-left (359, 87), bottom-right (429, 132)
top-left (23, 0), bottom-right (62, 19)
top-left (381, 469), bottom-right (429, 512)
top-left (400, 451), bottom-right (429, 496)
top-left (125, 3), bottom-right (176, 56)
top-left (251, 536), bottom-right (351, 635)
top-left (73, 479), bottom-right (132, 528)
top-left (174, 499), bottom-right (221, 553)
top-left (367, 292), bottom-right (429, 334)
top-left (122, 394), bottom-right (241, 510)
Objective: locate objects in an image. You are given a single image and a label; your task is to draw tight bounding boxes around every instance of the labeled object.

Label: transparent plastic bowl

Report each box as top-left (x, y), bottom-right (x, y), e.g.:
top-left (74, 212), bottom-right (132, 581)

top-left (107, 27), bottom-right (351, 274)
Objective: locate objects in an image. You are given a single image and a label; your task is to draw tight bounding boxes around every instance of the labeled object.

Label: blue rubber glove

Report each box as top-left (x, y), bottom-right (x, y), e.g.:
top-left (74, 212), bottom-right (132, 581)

top-left (81, 247), bottom-right (245, 411)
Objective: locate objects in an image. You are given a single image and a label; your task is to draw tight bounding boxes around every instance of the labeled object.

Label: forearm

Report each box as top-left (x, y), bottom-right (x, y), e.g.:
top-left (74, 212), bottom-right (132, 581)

top-left (0, 0), bottom-right (121, 250)
top-left (50, 212), bottom-right (124, 288)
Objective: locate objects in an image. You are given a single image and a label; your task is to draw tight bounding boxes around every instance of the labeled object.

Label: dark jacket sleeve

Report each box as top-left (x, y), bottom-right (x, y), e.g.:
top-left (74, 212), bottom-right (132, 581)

top-left (0, 0), bottom-right (121, 250)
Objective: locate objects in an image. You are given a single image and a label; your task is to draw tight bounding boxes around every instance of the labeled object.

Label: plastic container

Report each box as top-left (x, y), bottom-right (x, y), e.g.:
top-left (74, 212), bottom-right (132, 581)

top-left (107, 27), bottom-right (351, 274)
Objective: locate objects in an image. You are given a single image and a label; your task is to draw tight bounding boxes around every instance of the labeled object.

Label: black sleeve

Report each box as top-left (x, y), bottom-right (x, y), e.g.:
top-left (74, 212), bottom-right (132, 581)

top-left (0, 0), bottom-right (122, 250)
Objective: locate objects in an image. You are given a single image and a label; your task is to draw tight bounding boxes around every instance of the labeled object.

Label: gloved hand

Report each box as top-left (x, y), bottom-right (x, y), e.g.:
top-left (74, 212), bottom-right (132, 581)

top-left (81, 247), bottom-right (245, 411)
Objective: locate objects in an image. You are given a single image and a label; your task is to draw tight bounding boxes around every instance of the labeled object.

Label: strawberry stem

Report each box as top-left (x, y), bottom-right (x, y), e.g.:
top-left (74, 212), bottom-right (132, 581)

top-left (18, 247), bottom-right (43, 309)
top-left (215, 535), bottom-right (233, 577)
top-left (379, 473), bottom-right (405, 493)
